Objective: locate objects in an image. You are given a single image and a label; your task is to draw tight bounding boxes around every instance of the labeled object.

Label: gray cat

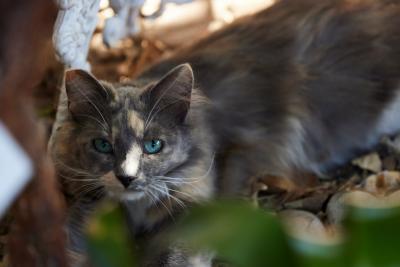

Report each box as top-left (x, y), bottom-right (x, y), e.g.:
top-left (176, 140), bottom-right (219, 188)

top-left (50, 0), bottom-right (400, 265)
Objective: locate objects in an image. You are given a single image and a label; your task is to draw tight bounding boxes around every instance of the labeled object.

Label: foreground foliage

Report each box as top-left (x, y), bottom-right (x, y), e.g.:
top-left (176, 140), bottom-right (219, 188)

top-left (86, 199), bottom-right (400, 267)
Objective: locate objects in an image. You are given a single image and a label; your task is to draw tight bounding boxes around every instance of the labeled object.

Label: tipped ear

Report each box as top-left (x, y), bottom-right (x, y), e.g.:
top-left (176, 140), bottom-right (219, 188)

top-left (65, 69), bottom-right (112, 123)
top-left (143, 63), bottom-right (194, 124)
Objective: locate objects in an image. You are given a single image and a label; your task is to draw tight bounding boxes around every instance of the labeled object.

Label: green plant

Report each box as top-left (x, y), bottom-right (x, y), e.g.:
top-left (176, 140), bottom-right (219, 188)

top-left (86, 200), bottom-right (400, 267)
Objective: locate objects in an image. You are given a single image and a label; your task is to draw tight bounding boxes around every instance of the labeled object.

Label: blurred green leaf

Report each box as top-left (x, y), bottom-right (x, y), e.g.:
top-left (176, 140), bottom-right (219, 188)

top-left (81, 200), bottom-right (400, 267)
top-left (290, 237), bottom-right (345, 267)
top-left (172, 200), bottom-right (294, 267)
top-left (344, 206), bottom-right (400, 267)
top-left (86, 201), bottom-right (137, 267)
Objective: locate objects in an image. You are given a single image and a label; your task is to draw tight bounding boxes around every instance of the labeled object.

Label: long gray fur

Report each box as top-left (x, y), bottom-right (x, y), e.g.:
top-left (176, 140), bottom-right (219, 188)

top-left (50, 0), bottom-right (400, 265)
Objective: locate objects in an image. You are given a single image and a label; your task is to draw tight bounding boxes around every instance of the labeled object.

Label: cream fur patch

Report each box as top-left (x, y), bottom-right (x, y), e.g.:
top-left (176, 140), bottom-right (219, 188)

top-left (128, 110), bottom-right (144, 136)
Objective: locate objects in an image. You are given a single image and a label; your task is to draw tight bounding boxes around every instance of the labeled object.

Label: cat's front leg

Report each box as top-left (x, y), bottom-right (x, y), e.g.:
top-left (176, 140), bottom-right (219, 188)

top-left (218, 149), bottom-right (261, 197)
top-left (65, 199), bottom-right (98, 267)
top-left (67, 249), bottom-right (93, 267)
top-left (142, 244), bottom-right (213, 267)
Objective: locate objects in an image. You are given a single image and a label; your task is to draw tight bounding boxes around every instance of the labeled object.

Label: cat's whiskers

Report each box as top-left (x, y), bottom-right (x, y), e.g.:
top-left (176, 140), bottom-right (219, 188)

top-left (144, 75), bottom-right (180, 130)
top-left (147, 184), bottom-right (175, 219)
top-left (74, 86), bottom-right (109, 129)
top-left (57, 170), bottom-right (100, 184)
top-left (152, 178), bottom-right (202, 196)
top-left (60, 176), bottom-right (105, 200)
top-left (165, 192), bottom-right (186, 210)
top-left (144, 99), bottom-right (183, 131)
top-left (153, 153), bottom-right (216, 185)
top-left (53, 159), bottom-right (107, 200)
top-left (150, 183), bottom-right (181, 210)
top-left (71, 181), bottom-right (103, 199)
top-left (167, 187), bottom-right (198, 202)
top-left (74, 114), bottom-right (109, 132)
top-left (148, 154), bottom-right (216, 207)
top-left (159, 182), bottom-right (186, 209)
top-left (92, 187), bottom-right (106, 200)
top-left (154, 176), bottom-right (202, 184)
top-left (63, 178), bottom-right (99, 185)
top-left (144, 189), bottom-right (159, 207)
top-left (72, 188), bottom-right (94, 200)
top-left (58, 173), bottom-right (98, 182)
top-left (71, 182), bottom-right (99, 193)
top-left (54, 161), bottom-right (107, 192)
top-left (150, 183), bottom-right (187, 210)
top-left (146, 188), bottom-right (177, 219)
top-left (148, 183), bottom-right (168, 201)
top-left (54, 160), bottom-right (95, 177)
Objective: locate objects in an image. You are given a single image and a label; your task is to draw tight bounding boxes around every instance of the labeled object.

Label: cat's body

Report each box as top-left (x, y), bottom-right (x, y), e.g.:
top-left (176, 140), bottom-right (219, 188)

top-left (137, 0), bottom-right (400, 192)
top-left (50, 0), bottom-right (400, 265)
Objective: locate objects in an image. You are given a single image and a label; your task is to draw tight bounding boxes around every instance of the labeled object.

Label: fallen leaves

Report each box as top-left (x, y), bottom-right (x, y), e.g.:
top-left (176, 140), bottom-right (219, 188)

top-left (351, 152), bottom-right (382, 173)
top-left (252, 134), bottom-right (400, 246)
top-left (279, 209), bottom-right (341, 244)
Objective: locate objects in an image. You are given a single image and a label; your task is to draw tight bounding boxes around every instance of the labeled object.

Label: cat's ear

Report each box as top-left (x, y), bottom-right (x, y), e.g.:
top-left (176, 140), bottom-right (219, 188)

top-left (65, 69), bottom-right (112, 123)
top-left (142, 63), bottom-right (194, 124)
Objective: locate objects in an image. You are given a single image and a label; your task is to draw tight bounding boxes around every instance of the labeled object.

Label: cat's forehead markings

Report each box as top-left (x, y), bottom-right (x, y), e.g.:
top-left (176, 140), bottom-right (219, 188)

top-left (128, 110), bottom-right (144, 136)
top-left (119, 85), bottom-right (140, 99)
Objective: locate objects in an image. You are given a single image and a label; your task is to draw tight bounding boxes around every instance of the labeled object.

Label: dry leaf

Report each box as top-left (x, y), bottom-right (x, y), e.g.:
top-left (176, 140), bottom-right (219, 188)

top-left (326, 191), bottom-right (347, 225)
top-left (283, 194), bottom-right (330, 213)
top-left (362, 171), bottom-right (400, 195)
top-left (351, 152), bottom-right (382, 173)
top-left (279, 210), bottom-right (341, 244)
top-left (327, 181), bottom-right (400, 225)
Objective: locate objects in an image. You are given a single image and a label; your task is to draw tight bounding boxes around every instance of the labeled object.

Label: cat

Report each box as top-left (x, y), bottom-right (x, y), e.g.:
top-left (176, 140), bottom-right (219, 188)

top-left (50, 0), bottom-right (400, 265)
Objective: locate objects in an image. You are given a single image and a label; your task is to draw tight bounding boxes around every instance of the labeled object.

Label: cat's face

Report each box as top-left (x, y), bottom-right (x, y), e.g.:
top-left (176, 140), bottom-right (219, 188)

top-left (56, 64), bottom-right (197, 205)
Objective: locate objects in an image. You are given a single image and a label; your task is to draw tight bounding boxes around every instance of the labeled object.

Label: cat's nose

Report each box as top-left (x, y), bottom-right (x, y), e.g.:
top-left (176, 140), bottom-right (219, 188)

top-left (116, 175), bottom-right (135, 188)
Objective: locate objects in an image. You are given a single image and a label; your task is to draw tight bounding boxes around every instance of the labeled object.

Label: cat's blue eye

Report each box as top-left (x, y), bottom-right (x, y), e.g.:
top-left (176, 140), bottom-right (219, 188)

top-left (93, 138), bottom-right (113, 154)
top-left (143, 139), bottom-right (163, 154)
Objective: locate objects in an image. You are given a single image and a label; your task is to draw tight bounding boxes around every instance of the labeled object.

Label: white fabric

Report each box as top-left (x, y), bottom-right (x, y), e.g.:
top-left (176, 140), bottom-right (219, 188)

top-left (0, 121), bottom-right (33, 218)
top-left (53, 0), bottom-right (194, 69)
top-left (53, 0), bottom-right (101, 70)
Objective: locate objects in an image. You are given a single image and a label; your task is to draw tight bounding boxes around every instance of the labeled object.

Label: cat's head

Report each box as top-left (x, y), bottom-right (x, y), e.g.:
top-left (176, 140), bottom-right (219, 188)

top-left (53, 64), bottom-right (213, 206)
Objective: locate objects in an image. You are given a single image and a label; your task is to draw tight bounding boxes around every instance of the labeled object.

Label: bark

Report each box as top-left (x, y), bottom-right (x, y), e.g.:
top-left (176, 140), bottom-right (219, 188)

top-left (0, 1), bottom-right (68, 266)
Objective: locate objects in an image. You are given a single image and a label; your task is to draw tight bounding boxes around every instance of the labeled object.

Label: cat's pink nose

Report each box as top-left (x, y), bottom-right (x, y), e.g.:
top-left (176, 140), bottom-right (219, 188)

top-left (116, 175), bottom-right (135, 188)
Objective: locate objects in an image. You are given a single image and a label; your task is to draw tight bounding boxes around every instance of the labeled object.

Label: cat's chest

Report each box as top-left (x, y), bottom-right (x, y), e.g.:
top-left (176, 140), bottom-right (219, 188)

top-left (122, 199), bottom-right (175, 235)
top-left (372, 89), bottom-right (400, 141)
